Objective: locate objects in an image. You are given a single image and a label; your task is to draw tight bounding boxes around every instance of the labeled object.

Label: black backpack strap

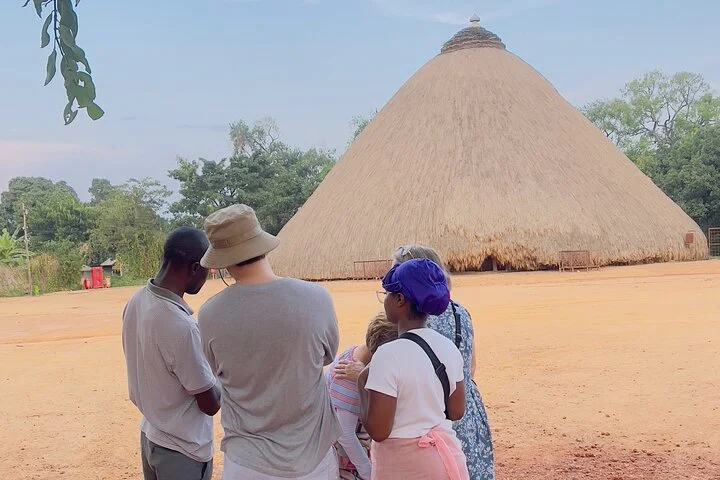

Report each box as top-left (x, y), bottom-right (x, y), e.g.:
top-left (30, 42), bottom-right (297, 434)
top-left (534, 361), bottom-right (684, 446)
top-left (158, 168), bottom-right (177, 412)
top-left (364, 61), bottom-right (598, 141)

top-left (450, 301), bottom-right (462, 348)
top-left (399, 331), bottom-right (451, 419)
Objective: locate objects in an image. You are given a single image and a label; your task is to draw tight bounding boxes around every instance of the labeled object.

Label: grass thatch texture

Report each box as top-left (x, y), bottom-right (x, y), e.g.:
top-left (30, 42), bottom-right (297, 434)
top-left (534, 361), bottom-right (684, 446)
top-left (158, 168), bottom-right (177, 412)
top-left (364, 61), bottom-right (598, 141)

top-left (271, 44), bottom-right (707, 280)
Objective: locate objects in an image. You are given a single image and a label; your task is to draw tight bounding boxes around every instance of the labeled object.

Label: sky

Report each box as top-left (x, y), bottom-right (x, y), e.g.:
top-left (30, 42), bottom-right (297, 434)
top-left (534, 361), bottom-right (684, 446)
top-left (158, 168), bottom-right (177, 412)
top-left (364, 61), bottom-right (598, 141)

top-left (1, 0), bottom-right (718, 200)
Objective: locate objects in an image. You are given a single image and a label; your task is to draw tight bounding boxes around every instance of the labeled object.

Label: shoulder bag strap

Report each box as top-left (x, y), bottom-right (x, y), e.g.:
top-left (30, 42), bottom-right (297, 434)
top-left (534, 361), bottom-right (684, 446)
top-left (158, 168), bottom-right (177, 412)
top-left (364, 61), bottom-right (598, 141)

top-left (399, 331), bottom-right (451, 419)
top-left (450, 301), bottom-right (462, 348)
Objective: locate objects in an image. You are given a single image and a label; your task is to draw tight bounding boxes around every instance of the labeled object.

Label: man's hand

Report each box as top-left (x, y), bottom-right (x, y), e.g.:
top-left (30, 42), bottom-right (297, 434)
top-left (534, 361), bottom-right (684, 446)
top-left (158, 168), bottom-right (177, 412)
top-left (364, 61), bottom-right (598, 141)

top-left (334, 359), bottom-right (365, 382)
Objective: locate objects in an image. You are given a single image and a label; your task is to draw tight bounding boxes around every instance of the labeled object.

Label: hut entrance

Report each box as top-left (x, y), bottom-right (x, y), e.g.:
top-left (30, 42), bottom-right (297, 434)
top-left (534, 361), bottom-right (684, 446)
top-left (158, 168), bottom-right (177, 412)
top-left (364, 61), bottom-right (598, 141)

top-left (479, 256), bottom-right (501, 272)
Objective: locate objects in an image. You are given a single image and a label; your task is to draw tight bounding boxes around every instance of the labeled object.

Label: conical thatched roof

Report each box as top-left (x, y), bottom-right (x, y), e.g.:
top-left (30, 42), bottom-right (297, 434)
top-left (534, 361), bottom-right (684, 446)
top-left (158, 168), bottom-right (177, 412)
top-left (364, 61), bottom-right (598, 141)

top-left (271, 18), bottom-right (708, 280)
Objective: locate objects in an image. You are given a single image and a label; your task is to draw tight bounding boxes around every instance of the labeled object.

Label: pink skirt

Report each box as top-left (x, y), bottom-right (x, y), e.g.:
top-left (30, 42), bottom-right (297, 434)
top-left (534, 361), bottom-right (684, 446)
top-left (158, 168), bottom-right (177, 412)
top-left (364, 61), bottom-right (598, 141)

top-left (371, 427), bottom-right (469, 480)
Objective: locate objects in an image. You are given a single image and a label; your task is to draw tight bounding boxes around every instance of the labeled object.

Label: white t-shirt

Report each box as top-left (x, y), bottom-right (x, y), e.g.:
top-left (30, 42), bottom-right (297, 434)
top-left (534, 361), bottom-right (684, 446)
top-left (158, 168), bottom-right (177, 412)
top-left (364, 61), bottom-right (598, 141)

top-left (365, 328), bottom-right (464, 439)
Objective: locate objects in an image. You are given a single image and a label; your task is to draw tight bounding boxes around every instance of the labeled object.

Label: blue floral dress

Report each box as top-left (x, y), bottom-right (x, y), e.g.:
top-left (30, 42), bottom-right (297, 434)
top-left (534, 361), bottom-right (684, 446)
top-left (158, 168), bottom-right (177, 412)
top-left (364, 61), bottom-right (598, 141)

top-left (427, 302), bottom-right (495, 480)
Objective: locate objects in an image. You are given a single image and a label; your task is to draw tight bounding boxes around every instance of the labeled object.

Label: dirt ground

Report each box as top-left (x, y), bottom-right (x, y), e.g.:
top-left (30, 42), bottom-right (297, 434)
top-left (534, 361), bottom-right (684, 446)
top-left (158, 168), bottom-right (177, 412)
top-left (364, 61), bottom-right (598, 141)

top-left (1, 261), bottom-right (719, 479)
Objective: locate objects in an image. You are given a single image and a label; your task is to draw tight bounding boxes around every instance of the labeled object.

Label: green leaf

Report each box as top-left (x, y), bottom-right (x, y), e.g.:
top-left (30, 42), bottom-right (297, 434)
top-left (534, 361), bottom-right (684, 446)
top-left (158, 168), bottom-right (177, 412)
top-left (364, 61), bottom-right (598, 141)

top-left (86, 103), bottom-right (104, 121)
top-left (76, 71), bottom-right (96, 102)
top-left (63, 101), bottom-right (78, 125)
top-left (41, 12), bottom-right (53, 48)
top-left (61, 37), bottom-right (91, 74)
top-left (44, 49), bottom-right (57, 86)
top-left (59, 25), bottom-right (75, 48)
top-left (57, 0), bottom-right (78, 36)
top-left (71, 45), bottom-right (91, 74)
top-left (60, 55), bottom-right (78, 79)
top-left (32, 0), bottom-right (43, 17)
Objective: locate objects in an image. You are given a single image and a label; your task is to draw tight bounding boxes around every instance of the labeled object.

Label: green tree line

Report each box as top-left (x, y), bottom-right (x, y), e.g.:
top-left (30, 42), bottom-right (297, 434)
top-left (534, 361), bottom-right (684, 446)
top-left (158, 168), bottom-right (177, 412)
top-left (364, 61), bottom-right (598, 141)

top-left (0, 120), bottom-right (336, 296)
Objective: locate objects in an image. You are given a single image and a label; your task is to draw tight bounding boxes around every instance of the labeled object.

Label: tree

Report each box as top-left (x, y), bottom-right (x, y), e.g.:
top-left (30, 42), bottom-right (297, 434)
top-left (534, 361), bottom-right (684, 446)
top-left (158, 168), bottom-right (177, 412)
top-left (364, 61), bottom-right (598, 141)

top-left (647, 123), bottom-right (720, 231)
top-left (581, 71), bottom-right (720, 229)
top-left (0, 177), bottom-right (79, 232)
top-left (27, 188), bottom-right (90, 248)
top-left (0, 228), bottom-right (26, 266)
top-left (88, 178), bottom-right (116, 204)
top-left (22, 0), bottom-right (102, 124)
top-left (348, 111), bottom-right (377, 145)
top-left (88, 179), bottom-right (170, 278)
top-left (169, 119), bottom-right (335, 234)
top-left (581, 71), bottom-right (720, 153)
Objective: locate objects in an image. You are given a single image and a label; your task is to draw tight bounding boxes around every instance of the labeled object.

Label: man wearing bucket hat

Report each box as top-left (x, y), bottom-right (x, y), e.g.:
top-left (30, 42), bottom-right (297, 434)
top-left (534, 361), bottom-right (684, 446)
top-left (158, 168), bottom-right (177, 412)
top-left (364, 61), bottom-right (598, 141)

top-left (197, 204), bottom-right (342, 480)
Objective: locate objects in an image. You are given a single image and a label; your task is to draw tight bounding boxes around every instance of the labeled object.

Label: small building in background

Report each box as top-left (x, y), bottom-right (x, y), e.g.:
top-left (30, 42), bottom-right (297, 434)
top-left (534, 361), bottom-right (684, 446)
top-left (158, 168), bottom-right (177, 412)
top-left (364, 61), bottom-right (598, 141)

top-left (100, 258), bottom-right (118, 277)
top-left (80, 265), bottom-right (105, 289)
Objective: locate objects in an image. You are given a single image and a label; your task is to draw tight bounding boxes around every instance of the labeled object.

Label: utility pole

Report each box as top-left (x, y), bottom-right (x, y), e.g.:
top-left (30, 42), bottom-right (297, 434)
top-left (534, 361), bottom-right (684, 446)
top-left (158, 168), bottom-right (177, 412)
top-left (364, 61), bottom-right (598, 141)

top-left (22, 203), bottom-right (32, 296)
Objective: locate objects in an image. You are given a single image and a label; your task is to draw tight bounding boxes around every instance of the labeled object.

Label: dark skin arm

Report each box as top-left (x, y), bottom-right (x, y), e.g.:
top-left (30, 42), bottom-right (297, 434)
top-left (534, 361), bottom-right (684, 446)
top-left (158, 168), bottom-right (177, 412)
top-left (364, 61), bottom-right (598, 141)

top-left (195, 384), bottom-right (221, 416)
top-left (358, 367), bottom-right (397, 442)
top-left (447, 381), bottom-right (466, 421)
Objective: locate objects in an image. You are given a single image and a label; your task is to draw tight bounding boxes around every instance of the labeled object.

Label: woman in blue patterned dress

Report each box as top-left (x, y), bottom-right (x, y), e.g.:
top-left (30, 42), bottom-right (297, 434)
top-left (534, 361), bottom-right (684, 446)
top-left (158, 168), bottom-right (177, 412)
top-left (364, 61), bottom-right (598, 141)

top-left (393, 245), bottom-right (495, 480)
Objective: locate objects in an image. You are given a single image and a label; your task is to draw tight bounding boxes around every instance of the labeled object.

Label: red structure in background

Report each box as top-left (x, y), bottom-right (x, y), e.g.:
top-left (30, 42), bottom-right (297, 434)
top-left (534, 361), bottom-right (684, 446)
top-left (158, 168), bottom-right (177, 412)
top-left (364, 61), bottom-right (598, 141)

top-left (82, 266), bottom-right (106, 289)
top-left (91, 266), bottom-right (103, 289)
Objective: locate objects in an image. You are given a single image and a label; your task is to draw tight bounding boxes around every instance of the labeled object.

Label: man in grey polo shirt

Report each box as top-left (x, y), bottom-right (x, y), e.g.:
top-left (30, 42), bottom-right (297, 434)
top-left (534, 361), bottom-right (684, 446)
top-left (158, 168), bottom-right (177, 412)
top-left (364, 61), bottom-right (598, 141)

top-left (122, 227), bottom-right (221, 480)
top-left (198, 204), bottom-right (342, 479)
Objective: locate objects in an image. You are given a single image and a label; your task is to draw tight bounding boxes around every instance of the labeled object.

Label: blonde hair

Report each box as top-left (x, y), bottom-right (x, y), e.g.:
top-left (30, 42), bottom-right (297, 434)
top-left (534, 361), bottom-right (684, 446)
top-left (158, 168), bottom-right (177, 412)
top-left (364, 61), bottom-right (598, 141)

top-left (391, 244), bottom-right (453, 290)
top-left (365, 311), bottom-right (398, 353)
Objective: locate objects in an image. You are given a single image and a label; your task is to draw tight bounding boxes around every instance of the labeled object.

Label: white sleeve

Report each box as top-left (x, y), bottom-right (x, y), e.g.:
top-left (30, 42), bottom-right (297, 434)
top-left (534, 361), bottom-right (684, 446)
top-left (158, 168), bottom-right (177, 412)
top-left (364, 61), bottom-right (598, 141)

top-left (365, 345), bottom-right (399, 398)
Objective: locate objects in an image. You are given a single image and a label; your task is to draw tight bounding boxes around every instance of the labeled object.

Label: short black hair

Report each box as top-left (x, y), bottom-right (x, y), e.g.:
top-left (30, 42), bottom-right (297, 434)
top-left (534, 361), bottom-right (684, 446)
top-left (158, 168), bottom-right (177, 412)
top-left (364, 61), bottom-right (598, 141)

top-left (162, 227), bottom-right (209, 267)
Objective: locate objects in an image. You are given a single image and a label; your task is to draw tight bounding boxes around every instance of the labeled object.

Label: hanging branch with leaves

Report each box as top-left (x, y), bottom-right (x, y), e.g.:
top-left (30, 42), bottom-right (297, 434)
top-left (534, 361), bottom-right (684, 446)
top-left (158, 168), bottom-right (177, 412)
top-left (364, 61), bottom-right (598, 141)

top-left (24, 0), bottom-right (103, 124)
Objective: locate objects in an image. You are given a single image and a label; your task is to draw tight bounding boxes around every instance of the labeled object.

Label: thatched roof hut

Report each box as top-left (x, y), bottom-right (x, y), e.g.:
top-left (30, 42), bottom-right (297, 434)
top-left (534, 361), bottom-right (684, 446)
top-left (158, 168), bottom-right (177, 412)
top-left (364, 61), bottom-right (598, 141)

top-left (271, 18), bottom-right (708, 280)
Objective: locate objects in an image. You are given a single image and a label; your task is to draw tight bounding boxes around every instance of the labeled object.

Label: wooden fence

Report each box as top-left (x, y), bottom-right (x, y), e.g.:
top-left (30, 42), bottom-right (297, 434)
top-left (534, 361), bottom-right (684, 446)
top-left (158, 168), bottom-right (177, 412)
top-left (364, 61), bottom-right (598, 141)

top-left (559, 250), bottom-right (598, 272)
top-left (709, 228), bottom-right (720, 257)
top-left (353, 260), bottom-right (393, 280)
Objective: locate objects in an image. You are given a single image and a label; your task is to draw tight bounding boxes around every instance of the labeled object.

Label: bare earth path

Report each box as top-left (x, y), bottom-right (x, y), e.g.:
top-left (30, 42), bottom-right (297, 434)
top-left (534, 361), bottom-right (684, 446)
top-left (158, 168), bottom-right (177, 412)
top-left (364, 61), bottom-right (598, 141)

top-left (1, 261), bottom-right (719, 479)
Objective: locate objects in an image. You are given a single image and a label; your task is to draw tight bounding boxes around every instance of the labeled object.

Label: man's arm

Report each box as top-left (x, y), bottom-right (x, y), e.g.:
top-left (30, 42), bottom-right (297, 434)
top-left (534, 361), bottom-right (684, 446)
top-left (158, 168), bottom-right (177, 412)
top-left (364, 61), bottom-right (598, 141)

top-left (195, 384), bottom-right (221, 416)
top-left (170, 323), bottom-right (221, 416)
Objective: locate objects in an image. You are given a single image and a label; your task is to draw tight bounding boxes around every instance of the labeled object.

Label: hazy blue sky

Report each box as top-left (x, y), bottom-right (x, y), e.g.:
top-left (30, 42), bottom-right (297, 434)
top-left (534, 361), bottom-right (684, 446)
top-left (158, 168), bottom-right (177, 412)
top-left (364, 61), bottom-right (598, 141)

top-left (1, 0), bottom-right (718, 199)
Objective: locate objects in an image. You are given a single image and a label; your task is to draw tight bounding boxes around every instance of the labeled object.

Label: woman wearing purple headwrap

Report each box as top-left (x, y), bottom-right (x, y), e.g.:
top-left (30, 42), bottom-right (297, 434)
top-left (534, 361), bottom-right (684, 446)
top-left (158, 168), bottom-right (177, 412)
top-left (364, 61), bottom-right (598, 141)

top-left (358, 259), bottom-right (469, 479)
top-left (334, 246), bottom-right (495, 480)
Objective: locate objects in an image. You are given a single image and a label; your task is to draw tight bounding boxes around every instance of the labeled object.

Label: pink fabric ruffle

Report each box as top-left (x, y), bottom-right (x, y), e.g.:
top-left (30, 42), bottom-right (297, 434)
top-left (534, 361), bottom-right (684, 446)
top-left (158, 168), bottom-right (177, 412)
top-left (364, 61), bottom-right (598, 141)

top-left (371, 427), bottom-right (469, 479)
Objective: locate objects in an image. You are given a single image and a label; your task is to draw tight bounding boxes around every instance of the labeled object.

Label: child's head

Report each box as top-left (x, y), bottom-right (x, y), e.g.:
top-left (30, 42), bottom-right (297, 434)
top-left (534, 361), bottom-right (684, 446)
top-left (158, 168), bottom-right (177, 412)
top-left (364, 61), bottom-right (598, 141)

top-left (365, 311), bottom-right (398, 354)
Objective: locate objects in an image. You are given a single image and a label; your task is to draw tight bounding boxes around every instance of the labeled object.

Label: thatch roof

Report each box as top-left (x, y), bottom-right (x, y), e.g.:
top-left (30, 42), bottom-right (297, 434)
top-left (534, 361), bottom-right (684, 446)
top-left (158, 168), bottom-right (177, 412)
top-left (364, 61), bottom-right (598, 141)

top-left (270, 18), bottom-right (708, 280)
top-left (100, 258), bottom-right (116, 267)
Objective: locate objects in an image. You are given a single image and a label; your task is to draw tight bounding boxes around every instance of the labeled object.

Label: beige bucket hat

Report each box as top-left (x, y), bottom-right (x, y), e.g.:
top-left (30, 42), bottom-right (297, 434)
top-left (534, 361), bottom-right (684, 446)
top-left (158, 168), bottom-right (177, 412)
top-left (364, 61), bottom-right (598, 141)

top-left (200, 204), bottom-right (280, 269)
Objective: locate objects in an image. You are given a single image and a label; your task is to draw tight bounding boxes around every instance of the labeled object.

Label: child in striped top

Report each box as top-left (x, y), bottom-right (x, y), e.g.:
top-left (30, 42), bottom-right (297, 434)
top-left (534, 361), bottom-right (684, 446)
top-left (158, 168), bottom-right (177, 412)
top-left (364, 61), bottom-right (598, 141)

top-left (326, 312), bottom-right (398, 480)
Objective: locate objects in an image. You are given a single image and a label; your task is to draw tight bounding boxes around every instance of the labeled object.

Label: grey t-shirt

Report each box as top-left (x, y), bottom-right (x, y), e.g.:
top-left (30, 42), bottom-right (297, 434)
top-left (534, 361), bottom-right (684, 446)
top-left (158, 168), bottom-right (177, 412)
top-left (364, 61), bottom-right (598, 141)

top-left (122, 281), bottom-right (216, 462)
top-left (198, 278), bottom-right (342, 477)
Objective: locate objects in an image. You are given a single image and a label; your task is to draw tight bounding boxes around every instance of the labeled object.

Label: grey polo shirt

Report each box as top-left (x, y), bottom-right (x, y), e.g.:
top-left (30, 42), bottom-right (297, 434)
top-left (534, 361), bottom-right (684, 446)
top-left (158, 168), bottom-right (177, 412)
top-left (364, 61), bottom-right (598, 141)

top-left (122, 280), bottom-right (216, 462)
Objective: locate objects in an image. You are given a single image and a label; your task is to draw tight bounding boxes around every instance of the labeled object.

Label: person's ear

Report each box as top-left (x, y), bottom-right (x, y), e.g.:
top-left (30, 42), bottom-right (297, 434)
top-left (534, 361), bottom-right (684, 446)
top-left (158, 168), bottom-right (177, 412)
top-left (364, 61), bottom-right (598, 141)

top-left (190, 262), bottom-right (200, 275)
top-left (395, 293), bottom-right (407, 307)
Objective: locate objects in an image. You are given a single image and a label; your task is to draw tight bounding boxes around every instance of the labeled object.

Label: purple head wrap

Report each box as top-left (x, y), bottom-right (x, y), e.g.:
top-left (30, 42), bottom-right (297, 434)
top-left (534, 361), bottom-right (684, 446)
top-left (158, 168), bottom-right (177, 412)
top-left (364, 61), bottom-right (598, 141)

top-left (382, 258), bottom-right (450, 316)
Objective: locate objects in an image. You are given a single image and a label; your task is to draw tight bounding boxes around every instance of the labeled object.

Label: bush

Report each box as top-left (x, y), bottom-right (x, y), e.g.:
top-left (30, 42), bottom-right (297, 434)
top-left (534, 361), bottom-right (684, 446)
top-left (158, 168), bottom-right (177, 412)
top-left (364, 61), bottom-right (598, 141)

top-left (30, 253), bottom-right (59, 294)
top-left (0, 265), bottom-right (26, 297)
top-left (38, 240), bottom-right (84, 292)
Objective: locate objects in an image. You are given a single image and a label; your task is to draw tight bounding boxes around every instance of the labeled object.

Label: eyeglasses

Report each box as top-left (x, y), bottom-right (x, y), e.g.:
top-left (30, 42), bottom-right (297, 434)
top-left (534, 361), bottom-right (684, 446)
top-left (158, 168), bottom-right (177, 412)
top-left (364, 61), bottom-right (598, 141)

top-left (376, 291), bottom-right (389, 303)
